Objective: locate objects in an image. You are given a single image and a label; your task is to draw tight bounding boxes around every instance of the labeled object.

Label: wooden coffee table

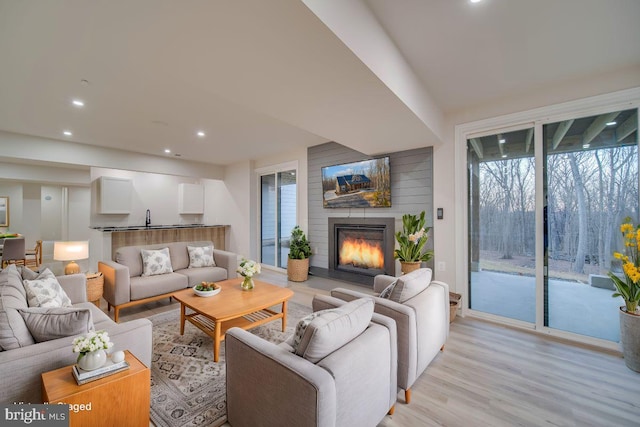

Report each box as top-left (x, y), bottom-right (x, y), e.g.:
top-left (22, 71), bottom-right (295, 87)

top-left (172, 277), bottom-right (294, 362)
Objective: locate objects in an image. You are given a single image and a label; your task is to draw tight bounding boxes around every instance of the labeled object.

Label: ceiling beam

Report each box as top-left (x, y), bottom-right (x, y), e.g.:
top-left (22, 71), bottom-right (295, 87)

top-left (583, 112), bottom-right (620, 145)
top-left (617, 113), bottom-right (638, 142)
top-left (552, 119), bottom-right (574, 149)
top-left (469, 138), bottom-right (483, 159)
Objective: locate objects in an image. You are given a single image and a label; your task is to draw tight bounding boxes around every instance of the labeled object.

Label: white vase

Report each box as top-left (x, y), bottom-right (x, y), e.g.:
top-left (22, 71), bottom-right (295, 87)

top-left (77, 349), bottom-right (107, 371)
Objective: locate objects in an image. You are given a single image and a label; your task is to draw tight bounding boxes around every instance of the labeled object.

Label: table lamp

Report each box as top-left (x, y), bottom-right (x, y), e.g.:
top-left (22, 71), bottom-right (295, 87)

top-left (54, 241), bottom-right (89, 275)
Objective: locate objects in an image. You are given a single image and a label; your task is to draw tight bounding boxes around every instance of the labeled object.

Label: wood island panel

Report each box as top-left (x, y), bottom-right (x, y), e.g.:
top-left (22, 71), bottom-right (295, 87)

top-left (110, 225), bottom-right (228, 259)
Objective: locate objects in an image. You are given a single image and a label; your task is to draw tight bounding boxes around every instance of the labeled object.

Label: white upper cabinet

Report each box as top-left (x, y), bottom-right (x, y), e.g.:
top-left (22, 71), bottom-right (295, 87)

top-left (178, 183), bottom-right (204, 214)
top-left (97, 176), bottom-right (132, 214)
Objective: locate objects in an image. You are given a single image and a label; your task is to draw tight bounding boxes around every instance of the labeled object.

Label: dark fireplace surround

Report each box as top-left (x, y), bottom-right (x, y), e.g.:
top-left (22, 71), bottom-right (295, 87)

top-left (328, 217), bottom-right (395, 282)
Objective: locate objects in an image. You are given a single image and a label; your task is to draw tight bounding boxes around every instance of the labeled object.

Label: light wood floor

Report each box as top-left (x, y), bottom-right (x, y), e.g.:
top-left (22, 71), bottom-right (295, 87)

top-left (109, 270), bottom-right (640, 427)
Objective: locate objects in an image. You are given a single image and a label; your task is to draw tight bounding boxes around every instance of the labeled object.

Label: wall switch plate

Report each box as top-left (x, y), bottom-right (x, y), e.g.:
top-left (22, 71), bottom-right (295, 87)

top-left (437, 208), bottom-right (443, 220)
top-left (437, 261), bottom-right (446, 271)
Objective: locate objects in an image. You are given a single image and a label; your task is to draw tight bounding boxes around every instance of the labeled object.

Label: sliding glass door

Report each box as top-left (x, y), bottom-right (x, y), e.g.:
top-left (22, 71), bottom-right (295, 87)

top-left (260, 169), bottom-right (297, 269)
top-left (543, 109), bottom-right (637, 341)
top-left (467, 107), bottom-right (638, 343)
top-left (468, 127), bottom-right (536, 322)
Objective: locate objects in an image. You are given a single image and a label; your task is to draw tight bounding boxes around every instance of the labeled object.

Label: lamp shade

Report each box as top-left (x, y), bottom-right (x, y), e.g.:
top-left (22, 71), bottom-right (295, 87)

top-left (54, 241), bottom-right (89, 261)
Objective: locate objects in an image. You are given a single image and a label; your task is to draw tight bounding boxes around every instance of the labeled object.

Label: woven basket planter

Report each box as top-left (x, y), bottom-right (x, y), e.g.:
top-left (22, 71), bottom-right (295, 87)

top-left (287, 258), bottom-right (309, 282)
top-left (400, 261), bottom-right (421, 274)
top-left (449, 292), bottom-right (461, 322)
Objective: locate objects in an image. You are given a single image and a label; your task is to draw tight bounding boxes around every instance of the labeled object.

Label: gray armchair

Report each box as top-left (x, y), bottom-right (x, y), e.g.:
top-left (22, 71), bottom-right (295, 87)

top-left (225, 297), bottom-right (398, 427)
top-left (328, 268), bottom-right (449, 404)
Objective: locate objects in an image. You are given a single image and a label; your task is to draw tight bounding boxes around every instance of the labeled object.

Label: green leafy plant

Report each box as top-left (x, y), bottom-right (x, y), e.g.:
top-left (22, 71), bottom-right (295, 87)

top-left (394, 211), bottom-right (433, 263)
top-left (288, 226), bottom-right (312, 260)
top-left (609, 217), bottom-right (640, 314)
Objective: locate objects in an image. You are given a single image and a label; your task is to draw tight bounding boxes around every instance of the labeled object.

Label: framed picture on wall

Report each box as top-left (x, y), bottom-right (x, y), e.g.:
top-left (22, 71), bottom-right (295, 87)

top-left (0, 197), bottom-right (8, 227)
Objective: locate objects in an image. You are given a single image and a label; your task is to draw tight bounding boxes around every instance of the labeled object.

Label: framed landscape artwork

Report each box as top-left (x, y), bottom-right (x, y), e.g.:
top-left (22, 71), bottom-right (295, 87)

top-left (0, 197), bottom-right (8, 227)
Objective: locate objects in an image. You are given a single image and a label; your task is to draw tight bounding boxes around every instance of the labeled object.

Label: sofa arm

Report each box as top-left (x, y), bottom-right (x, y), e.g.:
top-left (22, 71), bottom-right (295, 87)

top-left (57, 273), bottom-right (87, 304)
top-left (213, 249), bottom-right (238, 279)
top-left (98, 260), bottom-right (131, 306)
top-left (102, 318), bottom-right (153, 367)
top-left (226, 328), bottom-right (337, 427)
top-left (430, 280), bottom-right (451, 328)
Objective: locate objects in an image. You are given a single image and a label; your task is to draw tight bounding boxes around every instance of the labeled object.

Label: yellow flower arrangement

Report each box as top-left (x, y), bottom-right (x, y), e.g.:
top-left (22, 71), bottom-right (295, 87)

top-left (609, 217), bottom-right (640, 314)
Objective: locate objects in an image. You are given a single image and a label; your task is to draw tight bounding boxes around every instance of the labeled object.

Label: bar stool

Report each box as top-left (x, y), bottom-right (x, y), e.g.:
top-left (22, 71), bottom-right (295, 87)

top-left (1, 237), bottom-right (26, 268)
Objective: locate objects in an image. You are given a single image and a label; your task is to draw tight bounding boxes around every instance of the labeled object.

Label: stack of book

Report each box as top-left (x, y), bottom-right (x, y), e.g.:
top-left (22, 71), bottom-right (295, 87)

top-left (72, 359), bottom-right (130, 385)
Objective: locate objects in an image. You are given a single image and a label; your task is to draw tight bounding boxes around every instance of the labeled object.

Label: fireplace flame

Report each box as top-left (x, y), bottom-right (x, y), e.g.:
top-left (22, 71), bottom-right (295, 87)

top-left (339, 238), bottom-right (384, 269)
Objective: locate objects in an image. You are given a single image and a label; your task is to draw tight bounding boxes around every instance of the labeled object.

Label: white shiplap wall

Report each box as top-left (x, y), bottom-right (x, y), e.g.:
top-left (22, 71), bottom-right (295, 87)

top-left (308, 142), bottom-right (433, 274)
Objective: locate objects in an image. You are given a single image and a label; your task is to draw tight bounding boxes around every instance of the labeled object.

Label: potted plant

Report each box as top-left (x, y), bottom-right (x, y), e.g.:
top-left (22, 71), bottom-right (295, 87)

top-left (394, 211), bottom-right (433, 274)
top-left (608, 217), bottom-right (640, 372)
top-left (287, 225), bottom-right (312, 282)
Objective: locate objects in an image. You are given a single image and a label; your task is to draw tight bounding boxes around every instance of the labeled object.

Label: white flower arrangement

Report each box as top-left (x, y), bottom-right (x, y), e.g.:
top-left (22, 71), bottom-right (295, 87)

top-left (72, 330), bottom-right (114, 361)
top-left (237, 258), bottom-right (261, 278)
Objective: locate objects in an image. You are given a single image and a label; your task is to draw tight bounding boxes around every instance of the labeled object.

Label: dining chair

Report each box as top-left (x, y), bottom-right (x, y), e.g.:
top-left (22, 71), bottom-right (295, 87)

top-left (25, 240), bottom-right (43, 269)
top-left (1, 237), bottom-right (26, 268)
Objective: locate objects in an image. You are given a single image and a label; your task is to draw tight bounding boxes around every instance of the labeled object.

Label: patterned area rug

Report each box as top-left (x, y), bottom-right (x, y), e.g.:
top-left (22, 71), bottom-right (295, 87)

top-left (149, 302), bottom-right (311, 427)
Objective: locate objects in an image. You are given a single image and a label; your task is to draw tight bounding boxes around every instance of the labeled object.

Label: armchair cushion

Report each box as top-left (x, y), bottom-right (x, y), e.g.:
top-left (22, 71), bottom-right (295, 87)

top-left (295, 298), bottom-right (374, 363)
top-left (389, 268), bottom-right (432, 303)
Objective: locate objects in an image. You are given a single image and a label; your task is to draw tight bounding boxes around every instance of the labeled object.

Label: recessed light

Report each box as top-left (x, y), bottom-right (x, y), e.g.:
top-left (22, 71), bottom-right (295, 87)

top-left (72, 99), bottom-right (85, 107)
top-left (470, 0), bottom-right (482, 3)
top-left (197, 131), bottom-right (206, 137)
top-left (63, 130), bottom-right (73, 136)
top-left (164, 149), bottom-right (171, 153)
top-left (606, 121), bottom-right (617, 126)
top-left (501, 154), bottom-right (507, 158)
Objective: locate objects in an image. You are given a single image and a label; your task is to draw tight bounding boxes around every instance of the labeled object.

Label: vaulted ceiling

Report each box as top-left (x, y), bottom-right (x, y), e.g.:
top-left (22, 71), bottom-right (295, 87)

top-left (0, 0), bottom-right (638, 167)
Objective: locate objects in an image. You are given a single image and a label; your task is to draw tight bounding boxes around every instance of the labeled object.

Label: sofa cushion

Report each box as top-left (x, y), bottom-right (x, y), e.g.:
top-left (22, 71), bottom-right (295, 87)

top-left (141, 248), bottom-right (173, 277)
top-left (23, 268), bottom-right (72, 308)
top-left (174, 267), bottom-right (228, 287)
top-left (187, 245), bottom-right (216, 268)
top-left (0, 265), bottom-right (35, 350)
top-left (294, 298), bottom-right (374, 363)
top-left (389, 268), bottom-right (432, 303)
top-left (129, 273), bottom-right (189, 301)
top-left (18, 307), bottom-right (94, 343)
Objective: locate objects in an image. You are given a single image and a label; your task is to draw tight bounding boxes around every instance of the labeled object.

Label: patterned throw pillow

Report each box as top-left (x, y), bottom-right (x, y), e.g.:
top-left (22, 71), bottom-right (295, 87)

top-left (22, 268), bottom-right (72, 308)
top-left (141, 248), bottom-right (174, 277)
top-left (291, 308), bottom-right (335, 351)
top-left (378, 280), bottom-right (397, 299)
top-left (187, 245), bottom-right (216, 268)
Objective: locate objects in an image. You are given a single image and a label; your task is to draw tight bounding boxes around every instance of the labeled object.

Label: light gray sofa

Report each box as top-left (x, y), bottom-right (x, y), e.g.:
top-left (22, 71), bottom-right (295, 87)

top-left (225, 297), bottom-right (398, 427)
top-left (325, 268), bottom-right (449, 404)
top-left (98, 240), bottom-right (237, 321)
top-left (0, 265), bottom-right (152, 404)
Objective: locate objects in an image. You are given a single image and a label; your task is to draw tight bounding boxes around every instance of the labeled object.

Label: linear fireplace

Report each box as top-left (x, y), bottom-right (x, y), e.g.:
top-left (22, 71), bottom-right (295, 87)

top-left (328, 217), bottom-right (395, 279)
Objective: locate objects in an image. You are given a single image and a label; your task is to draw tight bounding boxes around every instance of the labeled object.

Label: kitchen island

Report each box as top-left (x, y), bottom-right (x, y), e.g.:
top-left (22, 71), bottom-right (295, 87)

top-left (91, 224), bottom-right (229, 260)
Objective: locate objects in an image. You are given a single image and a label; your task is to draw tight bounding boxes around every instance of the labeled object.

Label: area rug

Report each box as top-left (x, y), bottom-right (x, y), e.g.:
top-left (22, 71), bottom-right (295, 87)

top-left (149, 302), bottom-right (312, 427)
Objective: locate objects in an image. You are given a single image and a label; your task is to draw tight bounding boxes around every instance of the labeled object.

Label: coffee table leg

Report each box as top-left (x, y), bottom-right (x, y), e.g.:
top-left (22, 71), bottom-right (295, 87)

top-left (214, 320), bottom-right (221, 362)
top-left (180, 303), bottom-right (185, 335)
top-left (281, 300), bottom-right (288, 332)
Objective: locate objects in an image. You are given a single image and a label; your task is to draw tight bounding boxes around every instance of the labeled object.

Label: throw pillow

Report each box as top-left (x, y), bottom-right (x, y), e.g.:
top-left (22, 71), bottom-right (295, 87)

top-left (291, 308), bottom-right (336, 351)
top-left (187, 245), bottom-right (216, 268)
top-left (18, 307), bottom-right (94, 343)
top-left (0, 265), bottom-right (36, 350)
top-left (23, 268), bottom-right (72, 308)
top-left (389, 268), bottom-right (432, 303)
top-left (141, 248), bottom-right (173, 277)
top-left (294, 298), bottom-right (374, 363)
top-left (378, 280), bottom-right (398, 299)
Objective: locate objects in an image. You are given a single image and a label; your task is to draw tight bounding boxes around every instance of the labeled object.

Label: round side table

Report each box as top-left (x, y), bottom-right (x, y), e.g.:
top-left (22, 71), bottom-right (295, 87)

top-left (86, 272), bottom-right (104, 307)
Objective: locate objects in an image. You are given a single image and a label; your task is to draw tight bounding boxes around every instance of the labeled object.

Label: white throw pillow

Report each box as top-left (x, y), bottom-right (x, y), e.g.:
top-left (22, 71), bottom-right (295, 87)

top-left (141, 248), bottom-right (173, 277)
top-left (294, 298), bottom-right (374, 363)
top-left (23, 268), bottom-right (72, 308)
top-left (389, 268), bottom-right (432, 303)
top-left (187, 245), bottom-right (216, 268)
